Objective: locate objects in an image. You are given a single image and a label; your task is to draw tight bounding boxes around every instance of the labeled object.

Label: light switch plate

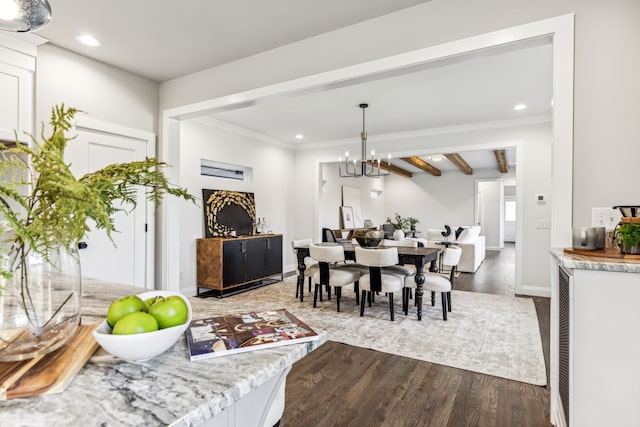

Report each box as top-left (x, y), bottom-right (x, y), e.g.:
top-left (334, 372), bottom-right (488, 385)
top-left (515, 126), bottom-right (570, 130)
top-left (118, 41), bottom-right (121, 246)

top-left (591, 208), bottom-right (621, 230)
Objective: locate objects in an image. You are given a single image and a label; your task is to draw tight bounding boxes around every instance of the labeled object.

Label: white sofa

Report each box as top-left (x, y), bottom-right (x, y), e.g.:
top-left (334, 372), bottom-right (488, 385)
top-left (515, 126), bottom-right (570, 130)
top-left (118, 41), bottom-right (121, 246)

top-left (425, 226), bottom-right (486, 273)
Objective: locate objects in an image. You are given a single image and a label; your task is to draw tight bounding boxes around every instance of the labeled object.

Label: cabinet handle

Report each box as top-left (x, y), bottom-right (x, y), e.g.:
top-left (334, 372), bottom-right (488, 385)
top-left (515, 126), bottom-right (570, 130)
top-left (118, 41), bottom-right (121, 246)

top-left (266, 238), bottom-right (270, 250)
top-left (241, 242), bottom-right (246, 253)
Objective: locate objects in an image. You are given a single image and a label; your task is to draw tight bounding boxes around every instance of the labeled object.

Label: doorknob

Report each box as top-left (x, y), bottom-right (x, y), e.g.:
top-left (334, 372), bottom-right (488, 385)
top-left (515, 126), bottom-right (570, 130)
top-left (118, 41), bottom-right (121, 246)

top-left (78, 241), bottom-right (88, 250)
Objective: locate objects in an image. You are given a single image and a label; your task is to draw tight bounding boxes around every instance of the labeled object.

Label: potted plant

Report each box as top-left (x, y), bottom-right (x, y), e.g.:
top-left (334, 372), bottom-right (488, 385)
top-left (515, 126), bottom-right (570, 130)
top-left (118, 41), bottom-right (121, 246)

top-left (0, 105), bottom-right (194, 361)
top-left (386, 213), bottom-right (408, 240)
top-left (386, 213), bottom-right (407, 231)
top-left (406, 217), bottom-right (419, 231)
top-left (614, 220), bottom-right (640, 254)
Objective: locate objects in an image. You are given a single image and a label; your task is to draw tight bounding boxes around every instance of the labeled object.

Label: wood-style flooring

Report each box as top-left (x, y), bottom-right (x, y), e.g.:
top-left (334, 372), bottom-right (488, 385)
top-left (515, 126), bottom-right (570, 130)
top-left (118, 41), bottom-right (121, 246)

top-left (280, 243), bottom-right (552, 426)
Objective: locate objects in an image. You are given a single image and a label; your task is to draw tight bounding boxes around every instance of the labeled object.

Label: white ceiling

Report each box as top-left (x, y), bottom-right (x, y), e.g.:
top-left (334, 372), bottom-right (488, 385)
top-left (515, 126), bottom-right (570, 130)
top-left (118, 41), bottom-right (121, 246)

top-left (36, 0), bottom-right (430, 82)
top-left (31, 0), bottom-right (552, 174)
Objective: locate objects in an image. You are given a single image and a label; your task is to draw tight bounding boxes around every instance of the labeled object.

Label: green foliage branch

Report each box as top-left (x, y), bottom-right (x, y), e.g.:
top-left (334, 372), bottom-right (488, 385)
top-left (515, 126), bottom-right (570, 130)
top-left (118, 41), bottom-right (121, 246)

top-left (0, 104), bottom-right (195, 290)
top-left (614, 222), bottom-right (640, 253)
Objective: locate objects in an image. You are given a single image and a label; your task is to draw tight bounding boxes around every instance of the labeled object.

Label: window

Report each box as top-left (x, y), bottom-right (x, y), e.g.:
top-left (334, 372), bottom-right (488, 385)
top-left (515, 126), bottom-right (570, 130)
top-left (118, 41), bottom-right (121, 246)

top-left (200, 159), bottom-right (250, 181)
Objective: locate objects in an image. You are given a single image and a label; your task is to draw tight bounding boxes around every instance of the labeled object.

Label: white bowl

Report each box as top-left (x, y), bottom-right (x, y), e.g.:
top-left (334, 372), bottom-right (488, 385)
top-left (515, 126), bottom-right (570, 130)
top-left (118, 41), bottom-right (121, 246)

top-left (93, 290), bottom-right (193, 361)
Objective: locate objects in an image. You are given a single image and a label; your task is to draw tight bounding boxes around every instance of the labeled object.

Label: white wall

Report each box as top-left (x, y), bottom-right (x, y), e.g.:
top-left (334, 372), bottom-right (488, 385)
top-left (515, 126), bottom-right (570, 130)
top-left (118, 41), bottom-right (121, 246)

top-left (318, 162), bottom-right (385, 234)
top-left (179, 118), bottom-right (296, 295)
top-left (36, 44), bottom-right (158, 133)
top-left (477, 180), bottom-right (504, 249)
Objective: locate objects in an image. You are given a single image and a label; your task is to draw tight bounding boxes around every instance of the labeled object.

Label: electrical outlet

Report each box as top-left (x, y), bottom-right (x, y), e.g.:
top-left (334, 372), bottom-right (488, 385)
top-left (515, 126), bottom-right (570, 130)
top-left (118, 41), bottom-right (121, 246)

top-left (591, 208), bottom-right (621, 230)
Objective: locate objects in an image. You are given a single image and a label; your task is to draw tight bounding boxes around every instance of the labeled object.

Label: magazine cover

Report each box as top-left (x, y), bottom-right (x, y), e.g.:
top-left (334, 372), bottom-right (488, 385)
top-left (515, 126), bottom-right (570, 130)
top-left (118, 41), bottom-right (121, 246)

top-left (185, 308), bottom-right (319, 361)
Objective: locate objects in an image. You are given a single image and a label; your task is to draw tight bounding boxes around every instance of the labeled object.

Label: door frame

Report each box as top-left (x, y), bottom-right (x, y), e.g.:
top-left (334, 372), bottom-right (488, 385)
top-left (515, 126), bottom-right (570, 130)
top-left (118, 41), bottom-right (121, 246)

top-left (74, 116), bottom-right (156, 289)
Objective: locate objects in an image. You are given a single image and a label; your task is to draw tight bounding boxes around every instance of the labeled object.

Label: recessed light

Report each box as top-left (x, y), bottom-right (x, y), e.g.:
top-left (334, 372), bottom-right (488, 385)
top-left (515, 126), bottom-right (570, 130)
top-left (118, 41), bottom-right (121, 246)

top-left (0, 0), bottom-right (19, 20)
top-left (295, 134), bottom-right (304, 140)
top-left (429, 155), bottom-right (443, 162)
top-left (76, 34), bottom-right (102, 47)
top-left (514, 104), bottom-right (527, 111)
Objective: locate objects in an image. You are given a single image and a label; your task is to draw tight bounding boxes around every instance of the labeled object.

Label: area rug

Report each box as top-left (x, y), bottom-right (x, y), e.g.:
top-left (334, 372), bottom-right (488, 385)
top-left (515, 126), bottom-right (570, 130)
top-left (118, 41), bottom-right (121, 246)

top-left (200, 276), bottom-right (547, 386)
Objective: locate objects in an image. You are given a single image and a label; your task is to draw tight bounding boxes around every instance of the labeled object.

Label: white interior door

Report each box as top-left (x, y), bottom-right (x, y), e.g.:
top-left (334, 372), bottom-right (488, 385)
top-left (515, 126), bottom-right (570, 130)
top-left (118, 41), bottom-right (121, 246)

top-left (66, 120), bottom-right (154, 288)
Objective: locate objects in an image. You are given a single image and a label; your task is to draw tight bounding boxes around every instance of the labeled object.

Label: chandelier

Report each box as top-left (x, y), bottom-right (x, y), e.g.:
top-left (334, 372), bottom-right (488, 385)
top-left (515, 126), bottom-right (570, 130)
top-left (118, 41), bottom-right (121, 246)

top-left (0, 0), bottom-right (51, 32)
top-left (338, 103), bottom-right (391, 178)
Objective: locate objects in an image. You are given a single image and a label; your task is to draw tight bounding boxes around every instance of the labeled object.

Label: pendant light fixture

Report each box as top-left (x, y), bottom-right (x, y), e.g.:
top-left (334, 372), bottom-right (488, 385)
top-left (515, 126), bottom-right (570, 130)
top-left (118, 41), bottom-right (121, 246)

top-left (338, 103), bottom-right (391, 178)
top-left (0, 0), bottom-right (51, 32)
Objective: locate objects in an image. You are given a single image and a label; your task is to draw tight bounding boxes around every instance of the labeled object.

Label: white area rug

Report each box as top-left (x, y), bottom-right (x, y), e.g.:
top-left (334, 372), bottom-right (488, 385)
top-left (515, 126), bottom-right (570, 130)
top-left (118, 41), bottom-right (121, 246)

top-left (202, 276), bottom-right (547, 386)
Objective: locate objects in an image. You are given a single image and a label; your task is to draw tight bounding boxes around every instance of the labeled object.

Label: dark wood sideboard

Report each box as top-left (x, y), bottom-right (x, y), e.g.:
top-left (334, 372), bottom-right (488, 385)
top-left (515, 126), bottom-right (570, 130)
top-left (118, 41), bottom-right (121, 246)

top-left (196, 235), bottom-right (283, 297)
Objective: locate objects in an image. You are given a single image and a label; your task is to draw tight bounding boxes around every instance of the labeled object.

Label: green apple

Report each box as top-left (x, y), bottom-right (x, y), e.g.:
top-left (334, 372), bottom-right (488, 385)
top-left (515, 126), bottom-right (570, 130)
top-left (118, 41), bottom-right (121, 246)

top-left (112, 312), bottom-right (158, 335)
top-left (106, 295), bottom-right (146, 327)
top-left (144, 296), bottom-right (165, 311)
top-left (148, 295), bottom-right (189, 329)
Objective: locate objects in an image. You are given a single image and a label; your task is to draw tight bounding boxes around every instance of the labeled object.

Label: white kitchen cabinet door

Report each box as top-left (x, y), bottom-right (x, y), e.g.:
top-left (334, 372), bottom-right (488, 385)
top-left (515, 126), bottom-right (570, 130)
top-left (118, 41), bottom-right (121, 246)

top-left (0, 61), bottom-right (33, 143)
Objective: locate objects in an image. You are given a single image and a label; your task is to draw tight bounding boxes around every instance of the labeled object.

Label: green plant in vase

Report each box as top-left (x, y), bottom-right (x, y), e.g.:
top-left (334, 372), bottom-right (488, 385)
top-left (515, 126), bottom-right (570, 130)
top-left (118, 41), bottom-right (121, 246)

top-left (0, 104), bottom-right (195, 361)
top-left (406, 217), bottom-right (419, 230)
top-left (386, 213), bottom-right (407, 230)
top-left (614, 222), bottom-right (640, 254)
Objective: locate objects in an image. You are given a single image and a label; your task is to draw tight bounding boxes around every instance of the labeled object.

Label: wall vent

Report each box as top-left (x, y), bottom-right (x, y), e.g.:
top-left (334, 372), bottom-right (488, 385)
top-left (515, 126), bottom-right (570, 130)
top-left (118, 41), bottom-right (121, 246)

top-left (200, 159), bottom-right (249, 181)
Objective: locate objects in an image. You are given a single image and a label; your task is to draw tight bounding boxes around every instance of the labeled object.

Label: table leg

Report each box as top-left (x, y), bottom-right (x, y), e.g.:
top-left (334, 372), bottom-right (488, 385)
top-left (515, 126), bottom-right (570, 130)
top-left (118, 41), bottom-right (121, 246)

top-left (414, 262), bottom-right (425, 321)
top-left (296, 253), bottom-right (306, 302)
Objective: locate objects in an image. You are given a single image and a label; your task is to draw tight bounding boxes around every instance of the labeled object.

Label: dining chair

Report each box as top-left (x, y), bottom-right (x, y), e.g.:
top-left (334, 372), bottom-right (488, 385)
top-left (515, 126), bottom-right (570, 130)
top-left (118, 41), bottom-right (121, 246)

top-left (403, 245), bottom-right (462, 320)
top-left (322, 228), bottom-right (338, 243)
top-left (291, 239), bottom-right (318, 300)
top-left (309, 244), bottom-right (361, 312)
top-left (355, 247), bottom-right (408, 321)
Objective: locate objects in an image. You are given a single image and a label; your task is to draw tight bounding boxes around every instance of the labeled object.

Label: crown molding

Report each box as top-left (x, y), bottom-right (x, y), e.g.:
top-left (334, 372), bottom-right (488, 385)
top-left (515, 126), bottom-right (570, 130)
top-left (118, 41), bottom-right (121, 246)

top-left (191, 116), bottom-right (295, 150)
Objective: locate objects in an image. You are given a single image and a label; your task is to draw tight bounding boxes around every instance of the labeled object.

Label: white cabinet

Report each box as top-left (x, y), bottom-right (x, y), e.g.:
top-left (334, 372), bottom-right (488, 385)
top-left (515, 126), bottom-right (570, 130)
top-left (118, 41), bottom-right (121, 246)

top-left (0, 33), bottom-right (43, 143)
top-left (550, 250), bottom-right (640, 427)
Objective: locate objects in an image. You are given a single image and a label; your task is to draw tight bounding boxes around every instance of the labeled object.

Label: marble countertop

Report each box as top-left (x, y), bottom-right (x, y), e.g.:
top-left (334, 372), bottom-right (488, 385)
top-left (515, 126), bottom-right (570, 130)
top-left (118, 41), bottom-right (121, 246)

top-left (550, 247), bottom-right (640, 274)
top-left (0, 279), bottom-right (327, 426)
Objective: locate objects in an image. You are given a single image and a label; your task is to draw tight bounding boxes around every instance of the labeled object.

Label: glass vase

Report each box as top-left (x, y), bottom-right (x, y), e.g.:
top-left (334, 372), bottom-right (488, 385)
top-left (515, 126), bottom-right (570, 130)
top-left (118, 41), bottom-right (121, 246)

top-left (0, 245), bottom-right (81, 362)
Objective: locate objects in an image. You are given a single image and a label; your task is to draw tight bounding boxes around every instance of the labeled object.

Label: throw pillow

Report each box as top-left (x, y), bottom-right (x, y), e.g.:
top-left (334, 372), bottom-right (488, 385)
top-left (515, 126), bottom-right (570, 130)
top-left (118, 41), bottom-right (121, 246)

top-left (457, 225), bottom-right (481, 242)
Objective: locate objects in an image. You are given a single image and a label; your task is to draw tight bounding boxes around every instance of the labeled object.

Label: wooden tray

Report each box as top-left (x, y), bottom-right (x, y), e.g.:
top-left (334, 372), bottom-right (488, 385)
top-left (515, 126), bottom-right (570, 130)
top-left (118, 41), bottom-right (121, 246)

top-left (0, 324), bottom-right (99, 400)
top-left (564, 247), bottom-right (640, 260)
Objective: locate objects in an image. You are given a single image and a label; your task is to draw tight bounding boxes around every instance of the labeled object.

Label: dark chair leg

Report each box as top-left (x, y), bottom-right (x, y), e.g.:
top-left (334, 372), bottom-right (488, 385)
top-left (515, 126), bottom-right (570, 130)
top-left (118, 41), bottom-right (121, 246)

top-left (354, 281), bottom-right (360, 305)
top-left (360, 290), bottom-right (367, 316)
top-left (336, 287), bottom-right (341, 312)
top-left (402, 289), bottom-right (408, 315)
top-left (447, 291), bottom-right (452, 312)
top-left (327, 285), bottom-right (331, 300)
top-left (431, 291), bottom-right (435, 306)
top-left (313, 283), bottom-right (320, 308)
top-left (308, 277), bottom-right (312, 292)
top-left (441, 292), bottom-right (448, 320)
top-left (389, 293), bottom-right (395, 321)
top-left (295, 280), bottom-right (299, 298)
top-left (368, 289), bottom-right (372, 307)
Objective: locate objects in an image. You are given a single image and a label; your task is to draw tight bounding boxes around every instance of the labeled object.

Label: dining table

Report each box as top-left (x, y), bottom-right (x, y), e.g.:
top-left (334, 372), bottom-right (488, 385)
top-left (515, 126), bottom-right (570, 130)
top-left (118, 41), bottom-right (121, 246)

top-left (294, 242), bottom-right (440, 320)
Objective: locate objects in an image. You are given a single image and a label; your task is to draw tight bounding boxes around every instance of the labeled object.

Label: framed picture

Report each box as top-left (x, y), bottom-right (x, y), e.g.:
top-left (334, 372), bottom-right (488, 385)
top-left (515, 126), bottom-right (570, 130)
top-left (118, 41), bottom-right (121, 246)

top-left (340, 206), bottom-right (355, 229)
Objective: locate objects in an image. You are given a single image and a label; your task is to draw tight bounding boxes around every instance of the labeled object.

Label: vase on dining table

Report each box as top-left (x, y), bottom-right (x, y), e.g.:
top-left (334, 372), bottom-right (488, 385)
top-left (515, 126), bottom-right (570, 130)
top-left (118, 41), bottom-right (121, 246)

top-left (393, 229), bottom-right (405, 241)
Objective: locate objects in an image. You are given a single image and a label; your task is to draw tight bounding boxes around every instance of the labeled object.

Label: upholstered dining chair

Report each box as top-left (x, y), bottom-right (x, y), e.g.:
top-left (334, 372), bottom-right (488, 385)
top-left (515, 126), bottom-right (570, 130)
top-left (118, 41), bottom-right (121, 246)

top-left (403, 245), bottom-right (462, 320)
top-left (355, 246), bottom-right (408, 321)
top-left (322, 228), bottom-right (338, 243)
top-left (291, 239), bottom-right (318, 299)
top-left (381, 238), bottom-right (418, 275)
top-left (309, 244), bottom-right (361, 312)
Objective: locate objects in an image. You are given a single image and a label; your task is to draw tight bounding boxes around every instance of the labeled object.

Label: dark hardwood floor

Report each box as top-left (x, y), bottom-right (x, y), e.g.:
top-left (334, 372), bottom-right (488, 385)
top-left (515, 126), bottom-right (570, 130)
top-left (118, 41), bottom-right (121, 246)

top-left (281, 243), bottom-right (552, 426)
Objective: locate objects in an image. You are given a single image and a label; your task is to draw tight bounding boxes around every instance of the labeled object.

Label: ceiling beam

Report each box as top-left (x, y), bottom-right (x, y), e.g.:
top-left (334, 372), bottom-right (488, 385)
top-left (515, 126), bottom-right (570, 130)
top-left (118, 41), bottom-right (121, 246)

top-left (400, 156), bottom-right (441, 176)
top-left (494, 149), bottom-right (509, 173)
top-left (444, 153), bottom-right (473, 175)
top-left (365, 160), bottom-right (413, 178)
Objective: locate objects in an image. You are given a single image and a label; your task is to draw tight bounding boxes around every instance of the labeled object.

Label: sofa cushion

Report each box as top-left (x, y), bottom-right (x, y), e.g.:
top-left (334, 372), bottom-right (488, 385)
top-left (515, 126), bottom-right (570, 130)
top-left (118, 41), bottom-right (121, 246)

top-left (426, 228), bottom-right (444, 242)
top-left (457, 225), bottom-right (481, 242)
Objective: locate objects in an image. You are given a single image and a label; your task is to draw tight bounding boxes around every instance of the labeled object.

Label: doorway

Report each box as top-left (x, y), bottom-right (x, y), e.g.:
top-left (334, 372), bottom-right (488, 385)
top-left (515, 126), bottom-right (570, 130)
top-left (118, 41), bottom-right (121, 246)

top-left (66, 118), bottom-right (156, 289)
